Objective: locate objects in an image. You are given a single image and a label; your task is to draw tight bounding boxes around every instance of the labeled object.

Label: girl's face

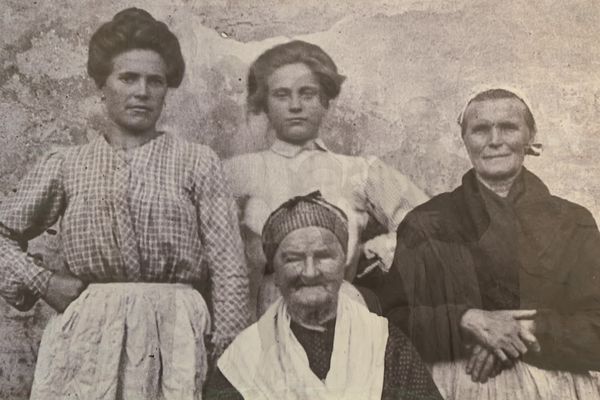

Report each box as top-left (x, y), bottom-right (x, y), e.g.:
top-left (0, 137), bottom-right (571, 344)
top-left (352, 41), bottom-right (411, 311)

top-left (266, 63), bottom-right (328, 146)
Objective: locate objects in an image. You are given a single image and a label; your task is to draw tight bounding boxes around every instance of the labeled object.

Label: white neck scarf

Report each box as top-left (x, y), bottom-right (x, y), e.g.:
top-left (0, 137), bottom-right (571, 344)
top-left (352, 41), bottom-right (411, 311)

top-left (218, 292), bottom-right (388, 400)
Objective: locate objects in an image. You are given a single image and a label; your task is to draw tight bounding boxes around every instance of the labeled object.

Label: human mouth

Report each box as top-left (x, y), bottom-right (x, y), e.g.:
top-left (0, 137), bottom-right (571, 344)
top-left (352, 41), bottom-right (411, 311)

top-left (127, 105), bottom-right (152, 112)
top-left (292, 278), bottom-right (324, 289)
top-left (286, 117), bottom-right (307, 125)
top-left (483, 153), bottom-right (511, 159)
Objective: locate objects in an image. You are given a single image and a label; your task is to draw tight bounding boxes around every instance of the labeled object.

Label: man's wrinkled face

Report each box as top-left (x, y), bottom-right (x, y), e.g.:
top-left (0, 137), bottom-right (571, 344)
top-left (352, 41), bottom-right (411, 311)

top-left (273, 226), bottom-right (345, 316)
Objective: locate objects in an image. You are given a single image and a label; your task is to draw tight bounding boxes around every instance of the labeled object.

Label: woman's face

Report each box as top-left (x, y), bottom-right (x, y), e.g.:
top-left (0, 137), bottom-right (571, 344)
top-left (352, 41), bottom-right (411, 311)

top-left (102, 49), bottom-right (168, 136)
top-left (462, 98), bottom-right (533, 182)
top-left (266, 63), bottom-right (328, 145)
top-left (273, 226), bottom-right (345, 319)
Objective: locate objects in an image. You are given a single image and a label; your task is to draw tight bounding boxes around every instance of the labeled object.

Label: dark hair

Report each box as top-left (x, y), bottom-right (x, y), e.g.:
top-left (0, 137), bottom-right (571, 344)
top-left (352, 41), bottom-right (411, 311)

top-left (247, 40), bottom-right (346, 114)
top-left (458, 88), bottom-right (537, 136)
top-left (87, 7), bottom-right (185, 88)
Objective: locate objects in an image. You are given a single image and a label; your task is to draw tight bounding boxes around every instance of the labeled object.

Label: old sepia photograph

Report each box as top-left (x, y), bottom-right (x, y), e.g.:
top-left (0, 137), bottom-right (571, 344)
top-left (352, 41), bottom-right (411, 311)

top-left (0, 0), bottom-right (599, 398)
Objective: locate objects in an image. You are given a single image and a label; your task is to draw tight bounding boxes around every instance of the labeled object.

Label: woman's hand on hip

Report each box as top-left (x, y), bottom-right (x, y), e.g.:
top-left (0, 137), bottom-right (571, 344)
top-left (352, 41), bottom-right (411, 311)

top-left (42, 272), bottom-right (87, 313)
top-left (460, 308), bottom-right (538, 363)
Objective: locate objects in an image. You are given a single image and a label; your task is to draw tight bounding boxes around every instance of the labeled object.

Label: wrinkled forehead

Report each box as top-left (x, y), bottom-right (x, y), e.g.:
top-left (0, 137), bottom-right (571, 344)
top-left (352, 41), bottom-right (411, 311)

top-left (277, 226), bottom-right (342, 254)
top-left (463, 97), bottom-right (529, 126)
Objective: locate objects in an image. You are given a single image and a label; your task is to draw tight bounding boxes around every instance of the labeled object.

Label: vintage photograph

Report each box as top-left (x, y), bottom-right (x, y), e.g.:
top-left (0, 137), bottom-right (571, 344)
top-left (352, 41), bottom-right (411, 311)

top-left (0, 0), bottom-right (599, 398)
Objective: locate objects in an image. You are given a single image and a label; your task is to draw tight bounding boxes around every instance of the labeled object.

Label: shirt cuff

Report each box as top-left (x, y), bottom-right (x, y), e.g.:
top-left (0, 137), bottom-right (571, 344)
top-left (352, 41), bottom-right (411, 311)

top-left (23, 268), bottom-right (53, 298)
top-left (209, 334), bottom-right (237, 365)
top-left (362, 233), bottom-right (396, 272)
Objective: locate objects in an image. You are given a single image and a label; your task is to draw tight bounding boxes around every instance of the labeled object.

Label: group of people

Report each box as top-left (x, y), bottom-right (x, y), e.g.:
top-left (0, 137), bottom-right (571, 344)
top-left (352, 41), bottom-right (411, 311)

top-left (0, 7), bottom-right (598, 400)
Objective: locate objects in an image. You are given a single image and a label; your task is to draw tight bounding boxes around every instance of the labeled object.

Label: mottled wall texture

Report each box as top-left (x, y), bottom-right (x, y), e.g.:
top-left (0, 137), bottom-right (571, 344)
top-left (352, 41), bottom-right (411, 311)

top-left (1, 0), bottom-right (599, 397)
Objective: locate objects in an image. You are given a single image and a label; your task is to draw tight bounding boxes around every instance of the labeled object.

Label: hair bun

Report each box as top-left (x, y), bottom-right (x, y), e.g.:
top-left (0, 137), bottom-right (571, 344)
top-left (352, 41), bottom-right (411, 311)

top-left (112, 7), bottom-right (156, 24)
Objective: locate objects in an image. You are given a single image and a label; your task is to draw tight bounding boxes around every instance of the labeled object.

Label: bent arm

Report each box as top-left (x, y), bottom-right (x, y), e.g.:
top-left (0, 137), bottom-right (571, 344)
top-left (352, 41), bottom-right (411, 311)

top-left (196, 150), bottom-right (250, 356)
top-left (364, 157), bottom-right (429, 231)
top-left (363, 158), bottom-right (429, 270)
top-left (0, 151), bottom-right (66, 310)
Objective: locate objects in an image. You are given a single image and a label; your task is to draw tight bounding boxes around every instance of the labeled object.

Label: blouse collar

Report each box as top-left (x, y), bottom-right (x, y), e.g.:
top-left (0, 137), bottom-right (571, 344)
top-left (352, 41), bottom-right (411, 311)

top-left (270, 138), bottom-right (329, 158)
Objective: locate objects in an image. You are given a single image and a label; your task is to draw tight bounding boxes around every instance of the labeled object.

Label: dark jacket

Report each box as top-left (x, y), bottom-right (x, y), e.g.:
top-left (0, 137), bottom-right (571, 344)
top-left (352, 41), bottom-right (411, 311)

top-left (379, 168), bottom-right (600, 371)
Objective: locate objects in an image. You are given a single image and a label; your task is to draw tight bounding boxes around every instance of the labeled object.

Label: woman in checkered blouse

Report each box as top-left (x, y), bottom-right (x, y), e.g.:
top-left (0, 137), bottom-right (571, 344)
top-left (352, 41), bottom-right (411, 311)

top-left (0, 8), bottom-right (249, 400)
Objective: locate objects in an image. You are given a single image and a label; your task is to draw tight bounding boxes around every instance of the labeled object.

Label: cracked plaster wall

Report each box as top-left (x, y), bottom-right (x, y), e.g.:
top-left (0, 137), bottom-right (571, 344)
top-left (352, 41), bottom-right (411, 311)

top-left (1, 0), bottom-right (599, 397)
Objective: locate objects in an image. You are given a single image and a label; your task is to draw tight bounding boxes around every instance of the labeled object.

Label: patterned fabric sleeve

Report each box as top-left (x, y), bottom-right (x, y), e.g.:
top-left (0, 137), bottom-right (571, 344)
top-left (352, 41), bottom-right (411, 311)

top-left (0, 150), bottom-right (66, 310)
top-left (193, 147), bottom-right (250, 356)
top-left (382, 324), bottom-right (443, 400)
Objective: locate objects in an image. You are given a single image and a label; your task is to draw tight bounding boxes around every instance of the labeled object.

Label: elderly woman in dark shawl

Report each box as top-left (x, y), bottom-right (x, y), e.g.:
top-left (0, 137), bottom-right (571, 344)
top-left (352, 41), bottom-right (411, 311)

top-left (378, 88), bottom-right (600, 399)
top-left (0, 8), bottom-right (249, 399)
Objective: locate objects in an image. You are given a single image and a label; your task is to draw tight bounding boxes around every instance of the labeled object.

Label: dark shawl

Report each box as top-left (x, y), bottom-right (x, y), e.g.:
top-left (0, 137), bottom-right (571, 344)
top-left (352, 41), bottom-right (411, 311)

top-left (379, 168), bottom-right (600, 371)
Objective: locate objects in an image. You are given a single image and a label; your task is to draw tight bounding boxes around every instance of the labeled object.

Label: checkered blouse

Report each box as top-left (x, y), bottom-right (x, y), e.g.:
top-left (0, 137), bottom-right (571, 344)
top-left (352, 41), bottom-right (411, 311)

top-left (0, 133), bottom-right (249, 345)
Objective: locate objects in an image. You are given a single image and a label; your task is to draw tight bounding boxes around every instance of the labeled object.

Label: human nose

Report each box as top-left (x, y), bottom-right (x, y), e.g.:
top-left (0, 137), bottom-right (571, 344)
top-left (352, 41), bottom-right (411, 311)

top-left (288, 94), bottom-right (302, 113)
top-left (134, 79), bottom-right (149, 98)
top-left (489, 126), bottom-right (502, 146)
top-left (300, 256), bottom-right (319, 280)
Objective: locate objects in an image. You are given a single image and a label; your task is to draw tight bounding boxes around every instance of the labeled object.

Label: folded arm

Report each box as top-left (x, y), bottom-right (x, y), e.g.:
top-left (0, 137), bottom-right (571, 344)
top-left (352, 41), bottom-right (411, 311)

top-left (363, 157), bottom-right (429, 271)
top-left (0, 151), bottom-right (66, 310)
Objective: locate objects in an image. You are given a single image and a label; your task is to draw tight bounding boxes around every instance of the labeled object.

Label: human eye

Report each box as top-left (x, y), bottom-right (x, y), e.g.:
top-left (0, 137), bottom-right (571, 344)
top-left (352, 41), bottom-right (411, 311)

top-left (118, 73), bottom-right (137, 84)
top-left (271, 89), bottom-right (289, 100)
top-left (281, 253), bottom-right (302, 264)
top-left (314, 249), bottom-right (335, 261)
top-left (469, 123), bottom-right (489, 135)
top-left (498, 122), bottom-right (519, 132)
top-left (148, 76), bottom-right (166, 87)
top-left (300, 87), bottom-right (319, 99)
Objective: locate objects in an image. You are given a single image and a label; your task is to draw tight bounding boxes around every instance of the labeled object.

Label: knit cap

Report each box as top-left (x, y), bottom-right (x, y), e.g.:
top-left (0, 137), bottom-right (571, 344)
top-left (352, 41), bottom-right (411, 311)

top-left (262, 191), bottom-right (348, 273)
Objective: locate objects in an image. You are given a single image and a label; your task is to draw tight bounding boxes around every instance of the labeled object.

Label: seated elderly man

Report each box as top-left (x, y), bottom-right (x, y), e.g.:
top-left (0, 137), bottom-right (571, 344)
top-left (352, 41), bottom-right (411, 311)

top-left (205, 192), bottom-right (441, 400)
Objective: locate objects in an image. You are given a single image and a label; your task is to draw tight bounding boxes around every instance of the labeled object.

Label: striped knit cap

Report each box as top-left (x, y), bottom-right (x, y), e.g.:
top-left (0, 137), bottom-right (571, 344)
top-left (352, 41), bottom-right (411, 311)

top-left (262, 191), bottom-right (348, 273)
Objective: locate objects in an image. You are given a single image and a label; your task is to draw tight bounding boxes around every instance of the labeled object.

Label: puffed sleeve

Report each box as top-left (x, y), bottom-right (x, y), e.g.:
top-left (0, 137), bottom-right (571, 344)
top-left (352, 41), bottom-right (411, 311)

top-left (193, 147), bottom-right (250, 356)
top-left (222, 152), bottom-right (266, 228)
top-left (0, 150), bottom-right (66, 310)
top-left (364, 157), bottom-right (429, 231)
top-left (361, 157), bottom-right (429, 270)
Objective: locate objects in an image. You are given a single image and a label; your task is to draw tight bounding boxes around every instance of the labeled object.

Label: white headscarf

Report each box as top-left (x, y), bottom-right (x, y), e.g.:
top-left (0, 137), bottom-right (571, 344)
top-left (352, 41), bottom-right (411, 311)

top-left (457, 85), bottom-right (543, 156)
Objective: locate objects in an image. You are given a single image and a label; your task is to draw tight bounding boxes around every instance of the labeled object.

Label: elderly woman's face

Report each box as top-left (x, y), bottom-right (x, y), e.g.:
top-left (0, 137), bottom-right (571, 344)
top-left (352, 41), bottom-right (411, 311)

top-left (266, 63), bottom-right (328, 145)
top-left (273, 226), bottom-right (345, 315)
top-left (462, 98), bottom-right (533, 182)
top-left (102, 49), bottom-right (168, 136)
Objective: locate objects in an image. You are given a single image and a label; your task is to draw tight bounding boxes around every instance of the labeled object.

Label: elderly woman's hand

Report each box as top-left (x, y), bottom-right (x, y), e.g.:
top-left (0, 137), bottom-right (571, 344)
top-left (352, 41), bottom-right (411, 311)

top-left (460, 308), bottom-right (539, 363)
top-left (465, 344), bottom-right (506, 383)
top-left (42, 272), bottom-right (87, 313)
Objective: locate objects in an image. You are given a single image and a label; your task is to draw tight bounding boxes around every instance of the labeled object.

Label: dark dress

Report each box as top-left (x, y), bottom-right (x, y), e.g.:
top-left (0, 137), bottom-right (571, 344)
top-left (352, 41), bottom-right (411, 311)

top-left (377, 168), bottom-right (600, 398)
top-left (205, 320), bottom-right (442, 400)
